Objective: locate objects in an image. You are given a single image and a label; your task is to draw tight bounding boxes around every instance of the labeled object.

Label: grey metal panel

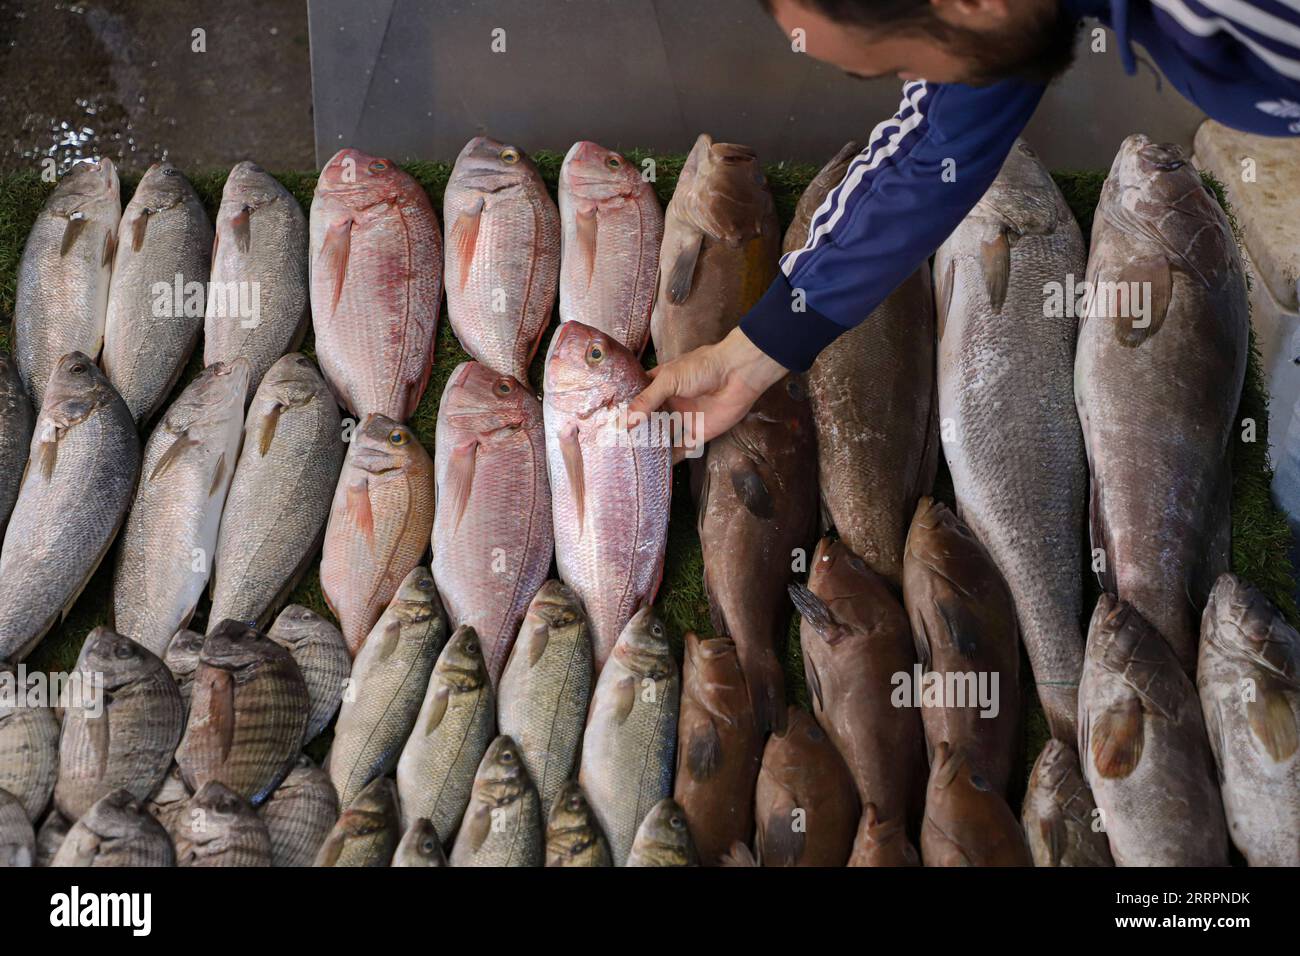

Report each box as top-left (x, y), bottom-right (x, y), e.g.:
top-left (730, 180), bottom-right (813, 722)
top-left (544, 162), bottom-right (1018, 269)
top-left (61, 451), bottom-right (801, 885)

top-left (309, 0), bottom-right (1205, 168)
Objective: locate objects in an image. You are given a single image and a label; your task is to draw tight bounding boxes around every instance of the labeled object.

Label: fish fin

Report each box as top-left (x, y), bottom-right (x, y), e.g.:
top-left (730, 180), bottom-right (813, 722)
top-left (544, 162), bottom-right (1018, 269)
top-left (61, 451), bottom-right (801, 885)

top-left (1090, 697), bottom-right (1143, 779)
top-left (788, 583), bottom-right (838, 643)
top-left (1039, 812), bottom-right (1067, 868)
top-left (684, 720), bottom-right (724, 781)
top-left (315, 833), bottom-right (344, 867)
top-left (559, 424), bottom-right (585, 535)
top-left (526, 620), bottom-right (550, 668)
top-left (258, 403), bottom-right (284, 457)
top-left (611, 675), bottom-right (637, 725)
top-left (344, 478), bottom-right (375, 543)
top-left (60, 215), bottom-right (88, 256)
top-left (666, 230), bottom-right (704, 305)
top-left (980, 230), bottom-right (1010, 312)
top-left (320, 218), bottom-right (353, 312)
top-left (910, 611), bottom-right (933, 671)
top-left (207, 667), bottom-right (236, 766)
top-left (450, 199), bottom-right (484, 291)
top-left (935, 257), bottom-right (955, 341)
top-left (1245, 682), bottom-right (1299, 762)
top-left (719, 842), bottom-right (759, 867)
top-left (36, 438), bottom-right (58, 481)
top-left (730, 460), bottom-right (775, 520)
top-left (1202, 698), bottom-right (1227, 783)
top-left (130, 210), bottom-right (150, 253)
top-left (446, 439), bottom-right (478, 533)
top-left (931, 594), bottom-right (982, 662)
top-left (150, 431), bottom-right (198, 482)
top-left (576, 206), bottom-right (598, 286)
top-left (465, 803), bottom-right (493, 853)
top-left (208, 452), bottom-right (227, 497)
top-left (1088, 477), bottom-right (1116, 594)
top-left (760, 795), bottom-right (805, 867)
top-left (231, 204), bottom-right (252, 254)
top-left (422, 684), bottom-right (450, 734)
top-left (1112, 255), bottom-right (1171, 347)
top-left (804, 652), bottom-right (825, 715)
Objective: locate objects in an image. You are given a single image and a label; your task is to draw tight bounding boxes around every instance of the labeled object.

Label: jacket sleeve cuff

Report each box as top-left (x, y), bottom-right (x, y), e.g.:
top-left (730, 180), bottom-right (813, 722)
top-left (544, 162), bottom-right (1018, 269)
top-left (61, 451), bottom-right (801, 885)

top-left (739, 273), bottom-right (847, 372)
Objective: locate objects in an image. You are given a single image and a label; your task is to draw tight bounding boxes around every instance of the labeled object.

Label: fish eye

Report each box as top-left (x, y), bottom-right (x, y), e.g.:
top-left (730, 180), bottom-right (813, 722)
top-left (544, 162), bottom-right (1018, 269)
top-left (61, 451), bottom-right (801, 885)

top-left (296, 356), bottom-right (311, 367)
top-left (500, 748), bottom-right (515, 763)
top-left (606, 156), bottom-right (621, 170)
top-left (586, 343), bottom-right (604, 365)
top-left (388, 429), bottom-right (408, 446)
top-left (369, 160), bottom-right (388, 173)
top-left (113, 642), bottom-right (135, 659)
top-left (970, 774), bottom-right (991, 792)
top-left (669, 814), bottom-right (685, 829)
top-left (465, 638), bottom-right (479, 654)
top-left (650, 621), bottom-right (664, 638)
top-left (495, 379), bottom-right (513, 395)
top-left (69, 361), bottom-right (87, 374)
top-left (568, 796), bottom-right (582, 810)
top-left (421, 838), bottom-right (436, 852)
top-left (849, 557), bottom-right (866, 572)
top-left (500, 147), bottom-right (520, 165)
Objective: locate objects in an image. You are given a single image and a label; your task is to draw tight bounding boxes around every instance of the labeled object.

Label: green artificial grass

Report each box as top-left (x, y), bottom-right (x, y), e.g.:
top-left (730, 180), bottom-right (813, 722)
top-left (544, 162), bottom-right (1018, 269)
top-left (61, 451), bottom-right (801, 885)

top-left (2, 156), bottom-right (1294, 794)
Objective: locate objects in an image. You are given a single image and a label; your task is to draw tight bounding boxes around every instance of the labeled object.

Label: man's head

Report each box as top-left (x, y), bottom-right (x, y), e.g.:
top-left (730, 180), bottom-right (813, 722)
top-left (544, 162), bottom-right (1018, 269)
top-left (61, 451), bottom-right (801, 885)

top-left (760, 0), bottom-right (1078, 86)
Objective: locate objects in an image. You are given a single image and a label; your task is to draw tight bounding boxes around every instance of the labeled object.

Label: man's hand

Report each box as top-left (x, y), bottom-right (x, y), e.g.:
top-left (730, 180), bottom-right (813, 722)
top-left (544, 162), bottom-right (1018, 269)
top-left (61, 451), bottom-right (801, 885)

top-left (629, 328), bottom-right (788, 463)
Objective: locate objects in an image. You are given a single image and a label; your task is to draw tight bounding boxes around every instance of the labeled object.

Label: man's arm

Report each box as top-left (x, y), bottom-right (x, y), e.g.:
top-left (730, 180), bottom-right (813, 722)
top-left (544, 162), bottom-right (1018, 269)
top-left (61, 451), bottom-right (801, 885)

top-left (742, 77), bottom-right (1046, 371)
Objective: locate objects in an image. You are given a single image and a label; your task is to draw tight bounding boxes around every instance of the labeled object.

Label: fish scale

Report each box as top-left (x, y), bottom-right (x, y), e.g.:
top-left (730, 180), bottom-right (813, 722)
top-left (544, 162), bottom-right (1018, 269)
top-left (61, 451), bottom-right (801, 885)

top-left (0, 668), bottom-right (59, 820)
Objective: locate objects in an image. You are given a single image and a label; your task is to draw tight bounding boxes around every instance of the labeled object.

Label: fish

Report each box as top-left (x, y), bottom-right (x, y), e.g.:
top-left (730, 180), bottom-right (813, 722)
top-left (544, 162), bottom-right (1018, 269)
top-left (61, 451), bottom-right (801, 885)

top-left (920, 741), bottom-right (1032, 866)
top-left (0, 352), bottom-right (34, 530)
top-left (443, 136), bottom-right (559, 382)
top-left (266, 605), bottom-right (351, 743)
top-left (754, 705), bottom-right (858, 866)
top-left (781, 141), bottom-right (861, 259)
top-left (450, 735), bottom-right (543, 867)
top-left (392, 818), bottom-right (448, 867)
top-left (175, 619), bottom-right (309, 805)
top-left (34, 809), bottom-right (69, 867)
top-left (1075, 135), bottom-right (1248, 672)
top-left (497, 580), bottom-right (592, 814)
top-left (0, 789), bottom-right (34, 867)
top-left (54, 628), bottom-right (184, 820)
top-left (51, 789), bottom-right (175, 867)
top-left (1078, 594), bottom-right (1229, 865)
top-left (0, 666), bottom-right (59, 820)
top-left (320, 413), bottom-right (436, 656)
top-left (649, 133), bottom-right (779, 364)
top-left (933, 140), bottom-right (1088, 742)
top-left (902, 498), bottom-right (1021, 794)
top-left (162, 629), bottom-right (205, 719)
top-left (395, 624), bottom-right (495, 839)
top-left (625, 798), bottom-right (697, 867)
top-left (1021, 739), bottom-right (1113, 867)
top-left (790, 537), bottom-right (925, 827)
top-left (673, 632), bottom-right (762, 865)
top-left (544, 781), bottom-right (611, 867)
top-left (113, 359), bottom-right (251, 654)
top-left (698, 373), bottom-right (817, 732)
top-left (0, 353), bottom-right (140, 664)
top-left (143, 765), bottom-right (190, 840)
top-left (718, 842), bottom-right (759, 867)
top-left (805, 267), bottom-right (936, 587)
top-left (558, 140), bottom-right (663, 354)
top-left (102, 162), bottom-right (213, 424)
top-left (543, 321), bottom-right (672, 668)
top-left (14, 158), bottom-right (120, 407)
top-left (432, 361), bottom-right (553, 683)
top-left (259, 756), bottom-right (339, 867)
top-left (578, 608), bottom-right (679, 866)
top-left (175, 780), bottom-right (272, 867)
top-left (205, 161), bottom-right (310, 397)
top-left (329, 567), bottom-right (445, 809)
top-left (314, 777), bottom-right (401, 867)
top-left (1198, 574), bottom-right (1300, 866)
top-left (210, 353), bottom-right (345, 631)
top-left (847, 804), bottom-right (920, 867)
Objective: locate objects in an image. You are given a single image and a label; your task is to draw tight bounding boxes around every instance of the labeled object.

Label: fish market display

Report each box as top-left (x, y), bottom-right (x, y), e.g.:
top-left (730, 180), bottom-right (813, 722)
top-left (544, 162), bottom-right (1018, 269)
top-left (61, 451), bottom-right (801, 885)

top-left (673, 632), bottom-right (762, 865)
top-left (1075, 135), bottom-right (1248, 672)
top-left (1079, 595), bottom-right (1228, 865)
top-left (205, 161), bottom-right (310, 396)
top-left (0, 353), bottom-right (34, 530)
top-left (14, 158), bottom-right (120, 407)
top-left (51, 789), bottom-right (174, 867)
top-left (314, 777), bottom-right (401, 867)
top-left (847, 804), bottom-right (919, 867)
top-left (902, 498), bottom-right (1021, 793)
top-left (102, 161), bottom-right (213, 424)
top-left (450, 735), bottom-right (543, 867)
top-left (0, 353), bottom-right (140, 664)
top-left (162, 629), bottom-right (204, 718)
top-left (175, 620), bottom-right (309, 805)
top-left (395, 624), bottom-right (494, 838)
top-left (320, 414), bottom-right (436, 656)
top-left (497, 581), bottom-right (592, 814)
top-left (579, 609), bottom-right (679, 866)
top-left (544, 781), bottom-right (611, 867)
top-left (35, 810), bottom-right (69, 867)
top-left (267, 605), bottom-right (351, 742)
top-left (1198, 574), bottom-right (1300, 866)
top-left (444, 136), bottom-right (559, 382)
top-left (259, 756), bottom-right (339, 868)
top-left (329, 567), bottom-right (445, 809)
top-left (626, 798), bottom-right (697, 867)
top-left (699, 373), bottom-right (816, 732)
top-left (544, 321), bottom-right (671, 668)
top-left (558, 140), bottom-right (663, 353)
top-left (113, 359), bottom-right (250, 654)
top-left (934, 140), bottom-right (1088, 741)
top-left (0, 789), bottom-right (34, 867)
top-left (791, 537), bottom-right (924, 827)
top-left (393, 818), bottom-right (448, 867)
top-left (920, 742), bottom-right (1032, 866)
top-left (55, 628), bottom-right (183, 820)
top-left (782, 141), bottom-right (861, 259)
top-left (174, 781), bottom-right (271, 867)
top-left (1021, 739), bottom-right (1113, 867)
top-left (311, 148), bottom-right (441, 420)
top-left (0, 668), bottom-right (58, 819)
top-left (210, 353), bottom-right (345, 631)
top-left (650, 133), bottom-right (779, 364)
top-left (432, 361), bottom-right (553, 683)
top-left (754, 706), bottom-right (858, 866)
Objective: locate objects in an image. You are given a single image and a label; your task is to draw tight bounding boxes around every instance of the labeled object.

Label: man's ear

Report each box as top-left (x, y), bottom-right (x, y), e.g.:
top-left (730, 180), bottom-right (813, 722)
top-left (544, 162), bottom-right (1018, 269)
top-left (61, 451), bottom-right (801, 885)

top-left (932, 0), bottom-right (1013, 29)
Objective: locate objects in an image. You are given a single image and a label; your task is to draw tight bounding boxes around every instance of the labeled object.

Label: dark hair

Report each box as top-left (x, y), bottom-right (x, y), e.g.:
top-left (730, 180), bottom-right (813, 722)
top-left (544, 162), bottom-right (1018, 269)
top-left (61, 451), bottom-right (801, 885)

top-left (756, 0), bottom-right (939, 28)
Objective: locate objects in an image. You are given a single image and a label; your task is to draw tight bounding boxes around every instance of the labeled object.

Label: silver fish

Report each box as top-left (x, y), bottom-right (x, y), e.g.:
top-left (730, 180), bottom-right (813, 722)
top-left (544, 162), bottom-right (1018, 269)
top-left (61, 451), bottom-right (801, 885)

top-left (0, 666), bottom-right (59, 820)
top-left (313, 776), bottom-right (401, 867)
top-left (174, 780), bottom-right (272, 867)
top-left (450, 735), bottom-right (543, 867)
top-left (162, 629), bottom-right (205, 719)
top-left (267, 604), bottom-right (350, 743)
top-left (392, 818), bottom-right (448, 867)
top-left (0, 352), bottom-right (33, 530)
top-left (626, 797), bottom-right (698, 867)
top-left (51, 789), bottom-right (175, 867)
top-left (259, 756), bottom-right (339, 867)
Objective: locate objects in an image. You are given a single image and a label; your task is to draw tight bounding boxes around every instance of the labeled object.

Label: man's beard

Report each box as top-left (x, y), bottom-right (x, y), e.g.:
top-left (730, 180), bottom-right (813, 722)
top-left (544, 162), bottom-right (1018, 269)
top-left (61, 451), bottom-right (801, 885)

top-left (939, 5), bottom-right (1080, 86)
